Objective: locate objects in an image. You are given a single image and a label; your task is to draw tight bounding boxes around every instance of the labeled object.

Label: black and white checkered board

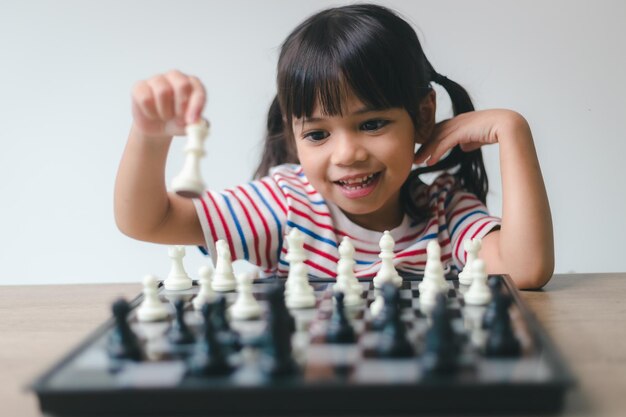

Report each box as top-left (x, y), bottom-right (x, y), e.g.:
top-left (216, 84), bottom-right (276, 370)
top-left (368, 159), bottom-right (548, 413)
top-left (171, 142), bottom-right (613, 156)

top-left (32, 275), bottom-right (574, 416)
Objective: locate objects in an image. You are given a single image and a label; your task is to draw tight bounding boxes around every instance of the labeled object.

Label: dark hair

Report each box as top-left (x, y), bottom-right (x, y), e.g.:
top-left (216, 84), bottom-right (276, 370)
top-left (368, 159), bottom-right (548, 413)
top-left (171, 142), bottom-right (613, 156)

top-left (254, 4), bottom-right (488, 221)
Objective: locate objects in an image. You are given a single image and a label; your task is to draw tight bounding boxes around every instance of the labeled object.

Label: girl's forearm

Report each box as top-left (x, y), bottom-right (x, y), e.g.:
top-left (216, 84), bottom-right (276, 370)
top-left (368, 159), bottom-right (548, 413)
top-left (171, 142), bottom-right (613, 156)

top-left (497, 113), bottom-right (554, 288)
top-left (114, 126), bottom-right (174, 240)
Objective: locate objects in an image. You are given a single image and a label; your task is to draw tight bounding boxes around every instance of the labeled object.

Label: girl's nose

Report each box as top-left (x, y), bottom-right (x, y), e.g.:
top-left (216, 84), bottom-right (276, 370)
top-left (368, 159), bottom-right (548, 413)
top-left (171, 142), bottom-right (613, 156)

top-left (330, 133), bottom-right (368, 166)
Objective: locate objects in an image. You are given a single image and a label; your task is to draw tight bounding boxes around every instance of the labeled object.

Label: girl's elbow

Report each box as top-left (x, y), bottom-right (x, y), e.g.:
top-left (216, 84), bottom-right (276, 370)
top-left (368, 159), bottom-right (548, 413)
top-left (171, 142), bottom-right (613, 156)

top-left (514, 259), bottom-right (555, 290)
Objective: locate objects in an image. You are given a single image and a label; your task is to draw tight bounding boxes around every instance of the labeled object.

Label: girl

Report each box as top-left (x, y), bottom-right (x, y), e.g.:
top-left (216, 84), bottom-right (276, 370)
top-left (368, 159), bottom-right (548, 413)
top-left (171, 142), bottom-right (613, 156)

top-left (115, 4), bottom-right (553, 289)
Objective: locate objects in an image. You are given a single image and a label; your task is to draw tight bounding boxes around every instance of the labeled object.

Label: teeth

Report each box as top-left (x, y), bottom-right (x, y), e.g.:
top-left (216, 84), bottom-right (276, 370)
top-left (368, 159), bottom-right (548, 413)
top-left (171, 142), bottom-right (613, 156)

top-left (339, 174), bottom-right (375, 187)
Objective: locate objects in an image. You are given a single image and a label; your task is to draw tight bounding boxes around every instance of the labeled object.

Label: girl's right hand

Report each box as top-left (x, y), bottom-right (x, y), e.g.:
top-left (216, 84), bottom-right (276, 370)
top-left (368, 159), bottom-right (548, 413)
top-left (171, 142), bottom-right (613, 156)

top-left (131, 70), bottom-right (206, 138)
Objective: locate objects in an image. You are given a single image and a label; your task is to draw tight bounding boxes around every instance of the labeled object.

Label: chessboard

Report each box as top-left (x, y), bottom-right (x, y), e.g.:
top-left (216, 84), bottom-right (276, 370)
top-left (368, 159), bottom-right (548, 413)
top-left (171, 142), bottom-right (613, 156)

top-left (31, 274), bottom-right (574, 416)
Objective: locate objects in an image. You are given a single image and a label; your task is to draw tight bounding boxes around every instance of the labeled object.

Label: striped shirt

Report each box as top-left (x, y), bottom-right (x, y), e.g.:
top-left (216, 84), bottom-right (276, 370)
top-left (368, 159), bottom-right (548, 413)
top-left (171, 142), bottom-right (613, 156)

top-left (193, 164), bottom-right (501, 278)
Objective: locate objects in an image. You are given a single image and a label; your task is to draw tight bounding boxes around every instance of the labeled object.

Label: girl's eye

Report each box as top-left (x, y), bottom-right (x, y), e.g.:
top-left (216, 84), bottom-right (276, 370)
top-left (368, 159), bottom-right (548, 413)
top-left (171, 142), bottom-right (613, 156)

top-left (303, 130), bottom-right (329, 141)
top-left (360, 119), bottom-right (389, 131)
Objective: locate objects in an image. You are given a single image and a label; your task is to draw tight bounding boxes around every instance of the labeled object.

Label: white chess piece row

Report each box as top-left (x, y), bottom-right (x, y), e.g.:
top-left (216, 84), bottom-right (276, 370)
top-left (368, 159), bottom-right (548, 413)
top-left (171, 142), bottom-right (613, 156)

top-left (138, 240), bottom-right (258, 322)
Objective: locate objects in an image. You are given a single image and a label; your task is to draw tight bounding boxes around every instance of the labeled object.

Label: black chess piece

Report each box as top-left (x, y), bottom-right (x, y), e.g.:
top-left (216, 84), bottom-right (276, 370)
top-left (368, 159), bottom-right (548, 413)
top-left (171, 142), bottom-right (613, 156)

top-left (484, 293), bottom-right (521, 357)
top-left (187, 302), bottom-right (233, 376)
top-left (107, 298), bottom-right (142, 361)
top-left (482, 276), bottom-right (504, 329)
top-left (421, 293), bottom-right (459, 374)
top-left (168, 299), bottom-right (195, 345)
top-left (212, 295), bottom-right (242, 353)
top-left (263, 283), bottom-right (298, 376)
top-left (376, 283), bottom-right (413, 358)
top-left (326, 292), bottom-right (356, 344)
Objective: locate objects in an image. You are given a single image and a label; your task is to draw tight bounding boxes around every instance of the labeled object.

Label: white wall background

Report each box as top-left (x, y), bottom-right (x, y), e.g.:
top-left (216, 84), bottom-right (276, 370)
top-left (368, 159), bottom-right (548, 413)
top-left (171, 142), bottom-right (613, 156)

top-left (1, 0), bottom-right (624, 285)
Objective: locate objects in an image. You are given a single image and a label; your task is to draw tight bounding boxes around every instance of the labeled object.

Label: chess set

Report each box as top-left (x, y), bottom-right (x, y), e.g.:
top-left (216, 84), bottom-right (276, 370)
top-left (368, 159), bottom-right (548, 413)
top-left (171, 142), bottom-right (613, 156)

top-left (31, 234), bottom-right (575, 416)
top-left (31, 123), bottom-right (574, 415)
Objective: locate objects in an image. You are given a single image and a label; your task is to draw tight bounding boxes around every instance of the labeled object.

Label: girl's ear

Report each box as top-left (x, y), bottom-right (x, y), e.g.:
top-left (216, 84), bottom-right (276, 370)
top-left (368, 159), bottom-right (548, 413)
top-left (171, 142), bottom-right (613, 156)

top-left (414, 89), bottom-right (436, 144)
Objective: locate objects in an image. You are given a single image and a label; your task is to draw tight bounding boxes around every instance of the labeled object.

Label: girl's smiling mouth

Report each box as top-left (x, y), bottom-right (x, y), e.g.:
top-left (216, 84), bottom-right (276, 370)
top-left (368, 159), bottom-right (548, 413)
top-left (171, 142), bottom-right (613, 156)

top-left (333, 172), bottom-right (381, 198)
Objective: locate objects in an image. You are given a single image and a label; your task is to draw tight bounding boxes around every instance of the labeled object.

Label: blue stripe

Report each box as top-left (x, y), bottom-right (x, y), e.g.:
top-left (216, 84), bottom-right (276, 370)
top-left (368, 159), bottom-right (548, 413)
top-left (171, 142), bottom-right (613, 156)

top-left (279, 259), bottom-right (289, 266)
top-left (287, 221), bottom-right (337, 248)
top-left (417, 232), bottom-right (439, 242)
top-left (222, 194), bottom-right (249, 260)
top-left (450, 210), bottom-right (488, 237)
top-left (249, 182), bottom-right (283, 262)
top-left (280, 185), bottom-right (326, 205)
top-left (355, 259), bottom-right (374, 265)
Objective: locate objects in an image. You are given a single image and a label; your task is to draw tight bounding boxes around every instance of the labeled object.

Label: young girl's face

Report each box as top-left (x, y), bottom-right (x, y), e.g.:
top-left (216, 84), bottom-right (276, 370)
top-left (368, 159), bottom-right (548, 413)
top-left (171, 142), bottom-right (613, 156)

top-left (292, 93), bottom-right (417, 232)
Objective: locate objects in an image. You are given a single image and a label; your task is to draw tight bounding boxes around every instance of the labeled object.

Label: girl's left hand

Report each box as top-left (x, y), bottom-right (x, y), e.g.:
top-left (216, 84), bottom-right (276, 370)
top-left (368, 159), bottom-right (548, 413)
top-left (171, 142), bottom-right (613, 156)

top-left (414, 109), bottom-right (525, 166)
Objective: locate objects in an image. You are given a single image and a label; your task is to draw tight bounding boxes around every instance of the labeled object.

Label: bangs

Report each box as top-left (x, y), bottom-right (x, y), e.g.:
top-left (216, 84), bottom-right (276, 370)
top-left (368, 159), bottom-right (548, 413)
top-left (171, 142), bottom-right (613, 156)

top-left (278, 10), bottom-right (422, 124)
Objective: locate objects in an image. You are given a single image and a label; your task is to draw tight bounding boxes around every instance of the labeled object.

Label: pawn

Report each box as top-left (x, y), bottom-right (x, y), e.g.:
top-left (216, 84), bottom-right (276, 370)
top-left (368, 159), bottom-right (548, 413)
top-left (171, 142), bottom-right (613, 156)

top-left (334, 242), bottom-right (364, 307)
top-left (463, 259), bottom-right (492, 306)
top-left (335, 236), bottom-right (364, 296)
top-left (137, 275), bottom-right (169, 322)
top-left (376, 284), bottom-right (413, 357)
top-left (373, 231), bottom-right (402, 288)
top-left (164, 246), bottom-right (193, 291)
top-left (326, 292), bottom-right (356, 344)
top-left (482, 276), bottom-right (504, 329)
top-left (418, 240), bottom-right (449, 294)
top-left (229, 272), bottom-right (262, 320)
top-left (107, 298), bottom-right (142, 361)
top-left (193, 265), bottom-right (216, 310)
top-left (187, 302), bottom-right (233, 376)
top-left (285, 262), bottom-right (316, 309)
top-left (168, 299), bottom-right (195, 345)
top-left (171, 120), bottom-right (209, 198)
top-left (484, 293), bottom-right (521, 357)
top-left (458, 238), bottom-right (482, 285)
top-left (422, 293), bottom-right (459, 374)
top-left (212, 240), bottom-right (236, 292)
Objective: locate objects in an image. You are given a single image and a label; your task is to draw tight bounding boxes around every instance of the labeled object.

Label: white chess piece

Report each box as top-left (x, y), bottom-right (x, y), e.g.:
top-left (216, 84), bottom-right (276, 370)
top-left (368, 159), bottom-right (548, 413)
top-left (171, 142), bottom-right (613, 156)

top-left (212, 240), bottom-right (237, 292)
top-left (193, 265), bottom-right (216, 310)
top-left (137, 274), bottom-right (169, 322)
top-left (171, 120), bottom-right (210, 198)
top-left (334, 237), bottom-right (363, 306)
top-left (285, 262), bottom-right (316, 309)
top-left (458, 238), bottom-right (482, 286)
top-left (164, 246), bottom-right (193, 290)
top-left (229, 272), bottom-right (262, 320)
top-left (285, 228), bottom-right (306, 294)
top-left (463, 259), bottom-right (492, 306)
top-left (418, 240), bottom-right (449, 294)
top-left (373, 231), bottom-right (402, 288)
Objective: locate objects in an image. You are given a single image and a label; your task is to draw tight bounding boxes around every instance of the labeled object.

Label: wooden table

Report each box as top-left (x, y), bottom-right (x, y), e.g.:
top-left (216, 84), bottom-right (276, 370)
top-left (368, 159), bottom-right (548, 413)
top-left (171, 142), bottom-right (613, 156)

top-left (1, 273), bottom-right (625, 417)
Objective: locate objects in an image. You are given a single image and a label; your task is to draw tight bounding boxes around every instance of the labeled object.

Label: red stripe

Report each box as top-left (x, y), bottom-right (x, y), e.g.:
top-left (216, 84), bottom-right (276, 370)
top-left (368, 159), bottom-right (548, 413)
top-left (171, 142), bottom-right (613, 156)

top-left (279, 247), bottom-right (337, 277)
top-left (206, 192), bottom-right (236, 258)
top-left (226, 189), bottom-right (261, 265)
top-left (278, 176), bottom-right (320, 196)
top-left (199, 196), bottom-right (218, 246)
top-left (395, 218), bottom-right (438, 244)
top-left (238, 186), bottom-right (273, 268)
top-left (261, 178), bottom-right (287, 215)
top-left (448, 202), bottom-right (483, 224)
top-left (400, 252), bottom-right (452, 266)
top-left (290, 207), bottom-right (335, 232)
top-left (286, 192), bottom-right (331, 217)
top-left (303, 243), bottom-right (338, 263)
top-left (304, 259), bottom-right (336, 277)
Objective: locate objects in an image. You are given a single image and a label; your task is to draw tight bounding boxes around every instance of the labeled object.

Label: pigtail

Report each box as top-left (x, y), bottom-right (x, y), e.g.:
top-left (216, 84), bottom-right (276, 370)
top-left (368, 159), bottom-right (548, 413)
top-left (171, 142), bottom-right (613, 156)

top-left (253, 96), bottom-right (298, 179)
top-left (415, 62), bottom-right (489, 204)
